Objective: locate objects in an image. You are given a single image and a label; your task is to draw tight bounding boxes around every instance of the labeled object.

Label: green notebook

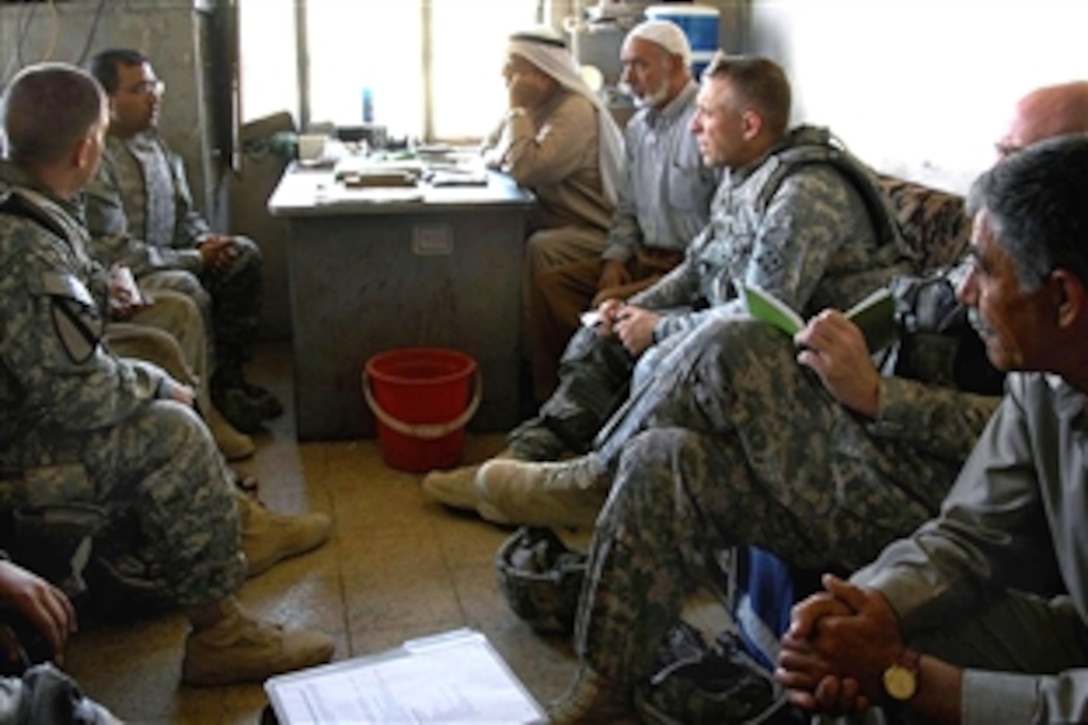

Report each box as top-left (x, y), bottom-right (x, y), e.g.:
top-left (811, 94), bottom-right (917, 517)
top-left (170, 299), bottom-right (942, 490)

top-left (740, 283), bottom-right (898, 352)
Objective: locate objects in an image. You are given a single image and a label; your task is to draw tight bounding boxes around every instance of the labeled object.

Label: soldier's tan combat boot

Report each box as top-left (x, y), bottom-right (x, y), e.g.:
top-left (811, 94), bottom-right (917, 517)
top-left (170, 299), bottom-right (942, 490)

top-left (421, 447), bottom-right (521, 519)
top-left (207, 403), bottom-right (256, 462)
top-left (181, 598), bottom-right (334, 686)
top-left (236, 493), bottom-right (332, 577)
top-left (547, 666), bottom-right (636, 724)
top-left (474, 455), bottom-right (607, 529)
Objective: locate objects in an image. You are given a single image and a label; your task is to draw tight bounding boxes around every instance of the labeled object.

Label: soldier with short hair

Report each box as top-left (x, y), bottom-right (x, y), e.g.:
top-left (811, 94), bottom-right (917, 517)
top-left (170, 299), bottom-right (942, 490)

top-left (0, 62), bottom-right (332, 687)
top-left (425, 52), bottom-right (915, 517)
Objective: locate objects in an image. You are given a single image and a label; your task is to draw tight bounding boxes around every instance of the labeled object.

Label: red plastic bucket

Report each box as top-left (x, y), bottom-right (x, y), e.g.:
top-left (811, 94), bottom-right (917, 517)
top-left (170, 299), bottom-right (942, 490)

top-left (362, 348), bottom-right (481, 473)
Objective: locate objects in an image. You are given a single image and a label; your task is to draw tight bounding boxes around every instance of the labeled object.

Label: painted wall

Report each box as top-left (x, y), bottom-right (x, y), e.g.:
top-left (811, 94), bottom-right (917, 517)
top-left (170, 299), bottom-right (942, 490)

top-left (743, 0), bottom-right (1088, 193)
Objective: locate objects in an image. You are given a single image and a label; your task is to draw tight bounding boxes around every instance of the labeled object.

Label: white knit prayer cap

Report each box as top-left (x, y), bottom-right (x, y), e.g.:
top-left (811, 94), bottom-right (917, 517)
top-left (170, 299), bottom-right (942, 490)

top-left (624, 19), bottom-right (692, 68)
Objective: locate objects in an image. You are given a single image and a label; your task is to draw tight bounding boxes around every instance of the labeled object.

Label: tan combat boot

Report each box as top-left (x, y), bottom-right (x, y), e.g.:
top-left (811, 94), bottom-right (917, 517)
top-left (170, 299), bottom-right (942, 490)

top-left (421, 447), bottom-right (520, 520)
top-left (181, 598), bottom-right (334, 686)
top-left (207, 403), bottom-right (256, 462)
top-left (547, 666), bottom-right (635, 724)
top-left (474, 455), bottom-right (607, 529)
top-left (236, 493), bottom-right (332, 577)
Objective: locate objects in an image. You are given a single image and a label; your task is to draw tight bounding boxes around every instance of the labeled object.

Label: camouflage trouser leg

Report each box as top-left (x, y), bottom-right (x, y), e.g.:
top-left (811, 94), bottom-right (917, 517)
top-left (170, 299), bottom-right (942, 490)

top-left (110, 288), bottom-right (214, 415)
top-left (57, 401), bottom-right (245, 608)
top-left (139, 269), bottom-right (214, 366)
top-left (578, 423), bottom-right (935, 686)
top-left (577, 427), bottom-right (772, 685)
top-left (203, 236), bottom-right (263, 375)
top-left (594, 318), bottom-right (963, 537)
top-left (511, 326), bottom-right (636, 456)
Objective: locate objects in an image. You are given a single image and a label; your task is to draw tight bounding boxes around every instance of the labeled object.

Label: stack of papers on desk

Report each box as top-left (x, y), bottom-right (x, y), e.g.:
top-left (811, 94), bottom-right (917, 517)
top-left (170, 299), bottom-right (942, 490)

top-left (334, 156), bottom-right (424, 183)
top-left (265, 628), bottom-right (546, 724)
top-left (427, 168), bottom-right (489, 187)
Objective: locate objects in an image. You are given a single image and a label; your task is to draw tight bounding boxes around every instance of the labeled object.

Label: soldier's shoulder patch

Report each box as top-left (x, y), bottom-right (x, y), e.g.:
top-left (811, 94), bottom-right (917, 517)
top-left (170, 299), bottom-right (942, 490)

top-left (37, 272), bottom-right (103, 364)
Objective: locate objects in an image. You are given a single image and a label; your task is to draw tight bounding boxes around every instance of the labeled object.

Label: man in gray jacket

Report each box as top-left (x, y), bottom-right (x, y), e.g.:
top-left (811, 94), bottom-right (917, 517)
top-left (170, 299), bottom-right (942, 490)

top-left (778, 131), bottom-right (1088, 725)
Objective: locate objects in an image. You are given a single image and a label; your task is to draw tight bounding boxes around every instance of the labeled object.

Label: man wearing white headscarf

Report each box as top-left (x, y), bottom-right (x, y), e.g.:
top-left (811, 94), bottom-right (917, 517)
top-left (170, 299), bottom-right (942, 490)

top-left (529, 19), bottom-right (718, 402)
top-left (482, 27), bottom-right (625, 396)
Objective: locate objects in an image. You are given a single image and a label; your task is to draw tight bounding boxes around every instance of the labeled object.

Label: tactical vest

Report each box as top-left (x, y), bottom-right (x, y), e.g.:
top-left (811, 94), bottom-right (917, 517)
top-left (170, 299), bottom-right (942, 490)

top-left (755, 125), bottom-right (911, 258)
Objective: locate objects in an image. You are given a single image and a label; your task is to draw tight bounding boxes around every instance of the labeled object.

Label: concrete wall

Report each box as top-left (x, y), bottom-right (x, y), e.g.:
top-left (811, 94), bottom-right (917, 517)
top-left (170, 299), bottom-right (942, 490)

top-left (0, 0), bottom-right (227, 221)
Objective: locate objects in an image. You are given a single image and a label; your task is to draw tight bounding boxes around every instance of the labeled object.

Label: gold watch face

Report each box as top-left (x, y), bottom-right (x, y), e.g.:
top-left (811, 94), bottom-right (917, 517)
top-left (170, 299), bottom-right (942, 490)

top-left (883, 664), bottom-right (917, 701)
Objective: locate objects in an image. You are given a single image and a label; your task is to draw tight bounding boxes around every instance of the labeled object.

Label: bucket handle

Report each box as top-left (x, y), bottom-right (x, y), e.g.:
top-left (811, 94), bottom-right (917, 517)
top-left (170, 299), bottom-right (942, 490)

top-left (362, 370), bottom-right (483, 440)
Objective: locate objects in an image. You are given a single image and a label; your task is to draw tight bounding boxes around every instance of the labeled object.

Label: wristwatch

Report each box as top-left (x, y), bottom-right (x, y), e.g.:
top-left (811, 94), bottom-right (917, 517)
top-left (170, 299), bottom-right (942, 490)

top-left (883, 649), bottom-right (921, 702)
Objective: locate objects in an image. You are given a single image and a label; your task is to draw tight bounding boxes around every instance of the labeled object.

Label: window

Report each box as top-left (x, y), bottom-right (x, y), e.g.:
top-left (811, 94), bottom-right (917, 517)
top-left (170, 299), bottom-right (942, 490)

top-left (239, 0), bottom-right (542, 142)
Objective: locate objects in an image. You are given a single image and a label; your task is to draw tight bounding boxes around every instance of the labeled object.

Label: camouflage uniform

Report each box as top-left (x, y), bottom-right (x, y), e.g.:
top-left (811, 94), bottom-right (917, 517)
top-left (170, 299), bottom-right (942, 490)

top-left (0, 161), bottom-right (246, 608)
top-left (83, 132), bottom-right (262, 386)
top-left (510, 127), bottom-right (915, 457)
top-left (573, 316), bottom-right (1001, 686)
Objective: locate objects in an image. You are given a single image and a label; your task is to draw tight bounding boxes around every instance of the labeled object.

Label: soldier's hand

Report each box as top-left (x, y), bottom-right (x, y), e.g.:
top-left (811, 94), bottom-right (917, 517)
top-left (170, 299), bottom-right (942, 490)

top-left (613, 305), bottom-right (659, 355)
top-left (0, 560), bottom-right (76, 663)
top-left (795, 310), bottom-right (881, 417)
top-left (171, 384), bottom-right (195, 407)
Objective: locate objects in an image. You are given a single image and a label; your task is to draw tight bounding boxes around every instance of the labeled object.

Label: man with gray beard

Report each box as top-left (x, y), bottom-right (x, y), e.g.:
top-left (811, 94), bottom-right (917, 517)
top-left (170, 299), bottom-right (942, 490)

top-left (527, 19), bottom-right (718, 401)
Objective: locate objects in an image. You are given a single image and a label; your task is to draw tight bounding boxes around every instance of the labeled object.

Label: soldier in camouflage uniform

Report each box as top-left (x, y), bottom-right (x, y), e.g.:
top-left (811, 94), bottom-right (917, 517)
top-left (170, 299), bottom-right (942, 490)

top-left (540, 81), bottom-right (1088, 723)
top-left (82, 48), bottom-right (278, 434)
top-left (424, 52), bottom-right (914, 513)
top-left (0, 63), bottom-right (332, 687)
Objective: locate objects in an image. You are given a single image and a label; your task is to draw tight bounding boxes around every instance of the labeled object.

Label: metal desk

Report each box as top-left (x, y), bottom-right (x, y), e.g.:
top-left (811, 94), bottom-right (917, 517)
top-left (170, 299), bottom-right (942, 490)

top-left (269, 164), bottom-right (533, 440)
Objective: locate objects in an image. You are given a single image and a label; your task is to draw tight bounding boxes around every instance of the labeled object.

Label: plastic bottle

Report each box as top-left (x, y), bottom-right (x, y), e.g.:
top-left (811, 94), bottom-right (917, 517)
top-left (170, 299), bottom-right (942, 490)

top-left (362, 87), bottom-right (374, 124)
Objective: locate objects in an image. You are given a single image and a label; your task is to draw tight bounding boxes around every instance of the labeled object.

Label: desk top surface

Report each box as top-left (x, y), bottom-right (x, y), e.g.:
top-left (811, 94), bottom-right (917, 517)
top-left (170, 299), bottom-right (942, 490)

top-left (268, 161), bottom-right (534, 218)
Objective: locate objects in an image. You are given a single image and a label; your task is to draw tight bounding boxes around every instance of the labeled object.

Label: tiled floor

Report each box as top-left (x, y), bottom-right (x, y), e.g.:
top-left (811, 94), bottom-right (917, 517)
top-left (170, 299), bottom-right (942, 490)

top-left (62, 341), bottom-right (583, 723)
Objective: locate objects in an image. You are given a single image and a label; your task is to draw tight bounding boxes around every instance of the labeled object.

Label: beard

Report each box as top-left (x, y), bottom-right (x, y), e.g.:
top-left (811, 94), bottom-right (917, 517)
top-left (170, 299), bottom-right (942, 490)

top-left (620, 79), bottom-right (670, 110)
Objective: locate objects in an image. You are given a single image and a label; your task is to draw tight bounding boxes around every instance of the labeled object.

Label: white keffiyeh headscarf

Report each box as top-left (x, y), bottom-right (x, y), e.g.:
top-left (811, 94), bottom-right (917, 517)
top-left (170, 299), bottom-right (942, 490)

top-left (506, 27), bottom-right (625, 205)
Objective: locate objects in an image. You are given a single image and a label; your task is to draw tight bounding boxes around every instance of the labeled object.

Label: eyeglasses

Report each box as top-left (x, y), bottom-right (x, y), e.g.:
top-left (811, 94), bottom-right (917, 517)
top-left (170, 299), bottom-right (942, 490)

top-left (122, 80), bottom-right (165, 96)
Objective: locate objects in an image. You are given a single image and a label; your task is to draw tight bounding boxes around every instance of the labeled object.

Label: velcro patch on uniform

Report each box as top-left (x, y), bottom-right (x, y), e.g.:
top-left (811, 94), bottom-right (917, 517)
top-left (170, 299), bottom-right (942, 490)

top-left (39, 272), bottom-right (103, 364)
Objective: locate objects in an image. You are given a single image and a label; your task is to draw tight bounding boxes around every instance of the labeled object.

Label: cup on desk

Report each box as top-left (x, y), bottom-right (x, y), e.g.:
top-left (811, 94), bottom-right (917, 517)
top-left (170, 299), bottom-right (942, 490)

top-left (298, 134), bottom-right (326, 162)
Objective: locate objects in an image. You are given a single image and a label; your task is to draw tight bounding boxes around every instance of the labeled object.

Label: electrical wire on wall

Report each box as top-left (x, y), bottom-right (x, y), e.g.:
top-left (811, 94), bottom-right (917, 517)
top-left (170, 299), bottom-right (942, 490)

top-left (1, 0), bottom-right (108, 86)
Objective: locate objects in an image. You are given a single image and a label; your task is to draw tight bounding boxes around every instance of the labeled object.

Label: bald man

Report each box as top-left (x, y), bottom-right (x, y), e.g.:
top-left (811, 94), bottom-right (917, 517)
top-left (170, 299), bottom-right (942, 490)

top-left (996, 80), bottom-right (1088, 157)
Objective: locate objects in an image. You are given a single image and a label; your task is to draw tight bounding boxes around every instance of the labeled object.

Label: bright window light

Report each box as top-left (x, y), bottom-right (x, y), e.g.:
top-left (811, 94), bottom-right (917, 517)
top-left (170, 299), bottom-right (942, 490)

top-left (238, 0), bottom-right (540, 142)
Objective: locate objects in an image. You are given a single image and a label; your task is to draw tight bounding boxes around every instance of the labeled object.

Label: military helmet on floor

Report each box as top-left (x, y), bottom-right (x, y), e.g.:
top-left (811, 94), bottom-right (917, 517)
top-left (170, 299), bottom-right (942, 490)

top-left (495, 526), bottom-right (587, 634)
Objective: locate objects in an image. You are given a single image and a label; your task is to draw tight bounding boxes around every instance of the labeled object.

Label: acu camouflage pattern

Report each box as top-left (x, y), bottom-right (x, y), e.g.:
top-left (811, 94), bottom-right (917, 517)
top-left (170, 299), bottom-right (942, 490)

top-left (0, 165), bottom-right (246, 607)
top-left (511, 126), bottom-right (914, 458)
top-left (574, 317), bottom-right (1001, 686)
top-left (84, 132), bottom-right (263, 372)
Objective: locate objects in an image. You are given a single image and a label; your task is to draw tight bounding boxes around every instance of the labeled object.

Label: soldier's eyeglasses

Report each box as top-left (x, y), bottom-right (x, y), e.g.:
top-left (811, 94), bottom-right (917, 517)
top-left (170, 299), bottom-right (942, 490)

top-left (123, 80), bottom-right (165, 96)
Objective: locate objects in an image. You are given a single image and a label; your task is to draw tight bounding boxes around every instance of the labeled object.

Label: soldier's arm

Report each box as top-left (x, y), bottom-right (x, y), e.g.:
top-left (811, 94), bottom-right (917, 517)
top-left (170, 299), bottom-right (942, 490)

top-left (1, 240), bottom-right (167, 431)
top-left (647, 166), bottom-right (862, 342)
top-left (166, 147), bottom-right (212, 248)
